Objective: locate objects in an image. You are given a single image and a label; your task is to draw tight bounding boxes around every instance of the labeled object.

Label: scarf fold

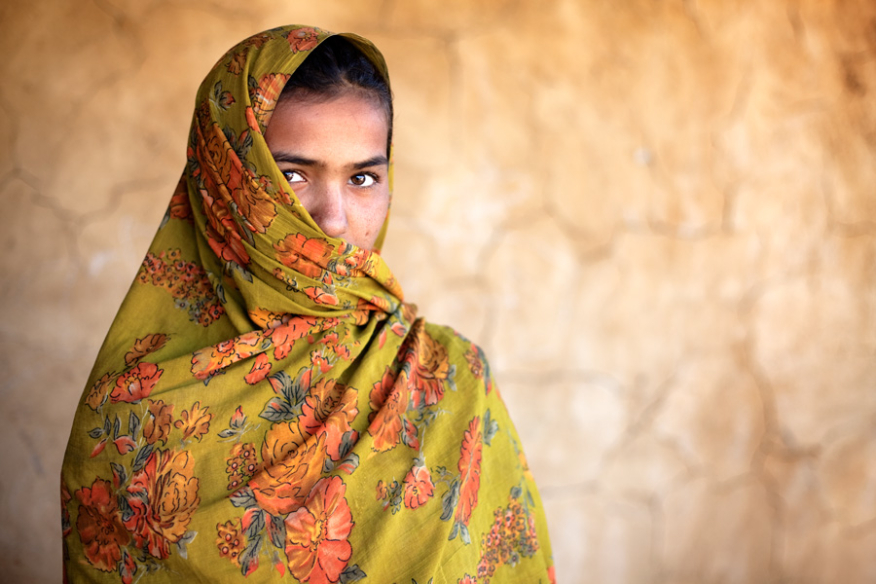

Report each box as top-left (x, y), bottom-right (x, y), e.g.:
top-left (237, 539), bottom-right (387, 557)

top-left (62, 25), bottom-right (554, 584)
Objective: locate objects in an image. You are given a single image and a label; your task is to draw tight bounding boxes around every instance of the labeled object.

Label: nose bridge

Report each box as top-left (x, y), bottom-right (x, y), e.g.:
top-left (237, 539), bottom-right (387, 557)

top-left (310, 178), bottom-right (348, 238)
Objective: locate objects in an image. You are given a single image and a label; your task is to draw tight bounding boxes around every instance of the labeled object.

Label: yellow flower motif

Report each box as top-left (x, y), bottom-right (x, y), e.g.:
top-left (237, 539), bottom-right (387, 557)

top-left (175, 401), bottom-right (212, 441)
top-left (143, 399), bottom-right (174, 446)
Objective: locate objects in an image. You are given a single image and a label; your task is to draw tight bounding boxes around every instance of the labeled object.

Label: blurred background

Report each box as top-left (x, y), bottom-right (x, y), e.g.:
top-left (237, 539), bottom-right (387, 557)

top-left (2, 0), bottom-right (876, 582)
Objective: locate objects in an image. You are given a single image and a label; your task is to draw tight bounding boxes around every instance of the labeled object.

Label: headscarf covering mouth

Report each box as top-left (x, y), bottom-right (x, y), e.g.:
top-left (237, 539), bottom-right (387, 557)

top-left (180, 25), bottom-right (402, 324)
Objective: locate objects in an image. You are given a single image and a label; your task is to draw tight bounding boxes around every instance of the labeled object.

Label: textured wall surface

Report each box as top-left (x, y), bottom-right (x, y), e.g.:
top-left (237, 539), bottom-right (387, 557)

top-left (2, 1), bottom-right (876, 582)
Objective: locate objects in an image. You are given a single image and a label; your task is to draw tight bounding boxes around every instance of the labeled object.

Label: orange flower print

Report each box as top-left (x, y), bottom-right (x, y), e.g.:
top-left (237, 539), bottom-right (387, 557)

top-left (406, 329), bottom-right (451, 408)
top-left (216, 520), bottom-right (245, 567)
top-left (245, 106), bottom-right (260, 133)
top-left (286, 27), bottom-right (321, 54)
top-left (249, 307), bottom-right (290, 329)
top-left (333, 245), bottom-right (370, 277)
top-left (200, 188), bottom-right (251, 267)
top-left (258, 173), bottom-right (281, 199)
top-left (320, 331), bottom-right (352, 362)
top-left (403, 464), bottom-right (434, 510)
top-left (274, 233), bottom-right (334, 279)
top-left (250, 421), bottom-right (327, 516)
top-left (194, 112), bottom-right (277, 235)
top-left (229, 405), bottom-right (246, 427)
top-left (284, 476), bottom-right (353, 584)
top-left (75, 478), bottom-right (130, 572)
top-left (244, 353), bottom-right (272, 385)
top-left (456, 416), bottom-right (483, 526)
top-left (85, 372), bottom-right (115, 411)
top-left (124, 333), bottom-right (168, 367)
top-left (191, 333), bottom-right (261, 381)
top-left (464, 345), bottom-right (484, 379)
top-left (376, 480), bottom-right (388, 501)
top-left (249, 72), bottom-right (291, 131)
top-left (216, 90), bottom-right (236, 111)
top-left (264, 315), bottom-right (321, 360)
top-left (120, 551), bottom-right (135, 584)
top-left (304, 285), bottom-right (339, 306)
top-left (196, 112), bottom-right (242, 192)
top-left (110, 362), bottom-right (163, 403)
top-left (464, 343), bottom-right (493, 394)
top-left (299, 378), bottom-right (359, 461)
top-left (367, 294), bottom-right (391, 313)
top-left (225, 442), bottom-right (260, 491)
top-left (311, 351), bottom-right (332, 374)
top-left (402, 418), bottom-right (420, 451)
top-left (167, 177), bottom-right (193, 222)
top-left (174, 401), bottom-right (212, 441)
top-left (458, 576), bottom-right (477, 584)
top-left (476, 493), bottom-right (540, 583)
top-left (137, 249), bottom-right (224, 326)
top-left (226, 50), bottom-right (246, 74)
top-left (367, 367), bottom-right (409, 452)
top-left (234, 175), bottom-right (278, 234)
top-left (243, 31), bottom-right (271, 49)
top-left (333, 343), bottom-right (351, 361)
top-left (143, 399), bottom-right (174, 446)
top-left (124, 449), bottom-right (200, 559)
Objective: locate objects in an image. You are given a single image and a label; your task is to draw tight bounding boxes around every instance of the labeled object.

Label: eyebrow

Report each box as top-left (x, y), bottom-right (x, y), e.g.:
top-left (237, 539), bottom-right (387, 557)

top-left (271, 152), bottom-right (388, 169)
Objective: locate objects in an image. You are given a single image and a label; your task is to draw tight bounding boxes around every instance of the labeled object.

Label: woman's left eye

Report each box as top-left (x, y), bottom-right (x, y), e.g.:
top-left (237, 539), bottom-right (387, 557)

top-left (282, 170), bottom-right (305, 184)
top-left (349, 173), bottom-right (377, 187)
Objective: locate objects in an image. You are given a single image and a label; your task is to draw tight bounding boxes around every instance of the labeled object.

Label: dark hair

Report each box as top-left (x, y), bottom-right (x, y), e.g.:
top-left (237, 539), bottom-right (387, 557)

top-left (280, 36), bottom-right (393, 154)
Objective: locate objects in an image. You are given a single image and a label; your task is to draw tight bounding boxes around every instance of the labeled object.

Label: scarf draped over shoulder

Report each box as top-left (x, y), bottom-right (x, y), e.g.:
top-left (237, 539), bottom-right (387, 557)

top-left (61, 25), bottom-right (554, 584)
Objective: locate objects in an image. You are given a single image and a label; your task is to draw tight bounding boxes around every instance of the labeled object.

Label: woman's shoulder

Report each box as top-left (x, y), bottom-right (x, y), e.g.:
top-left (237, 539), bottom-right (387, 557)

top-left (421, 321), bottom-right (480, 355)
top-left (413, 319), bottom-right (496, 402)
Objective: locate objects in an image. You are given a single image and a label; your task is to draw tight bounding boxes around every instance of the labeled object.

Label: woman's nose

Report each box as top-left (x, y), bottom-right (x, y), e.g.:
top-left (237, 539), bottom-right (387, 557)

top-left (308, 181), bottom-right (348, 239)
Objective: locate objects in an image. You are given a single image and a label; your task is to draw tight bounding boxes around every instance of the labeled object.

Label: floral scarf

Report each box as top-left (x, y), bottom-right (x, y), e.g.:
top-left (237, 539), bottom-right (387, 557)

top-left (61, 25), bottom-right (554, 584)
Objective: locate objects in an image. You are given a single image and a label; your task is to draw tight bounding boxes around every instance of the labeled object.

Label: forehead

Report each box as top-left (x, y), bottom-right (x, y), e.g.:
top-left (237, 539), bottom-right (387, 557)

top-left (265, 92), bottom-right (389, 163)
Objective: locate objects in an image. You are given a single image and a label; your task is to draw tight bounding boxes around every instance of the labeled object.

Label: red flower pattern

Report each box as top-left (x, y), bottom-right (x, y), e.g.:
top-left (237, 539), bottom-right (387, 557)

top-left (403, 464), bottom-right (435, 509)
top-left (456, 417), bottom-right (483, 526)
top-left (284, 476), bottom-right (354, 584)
top-left (191, 334), bottom-right (261, 381)
top-left (287, 27), bottom-right (321, 53)
top-left (274, 233), bottom-right (334, 278)
top-left (367, 367), bottom-right (410, 452)
top-left (299, 378), bottom-right (358, 461)
top-left (405, 327), bottom-right (451, 408)
top-left (110, 362), bottom-right (163, 403)
top-left (75, 479), bottom-right (130, 572)
top-left (124, 449), bottom-right (200, 559)
top-left (244, 353), bottom-right (272, 385)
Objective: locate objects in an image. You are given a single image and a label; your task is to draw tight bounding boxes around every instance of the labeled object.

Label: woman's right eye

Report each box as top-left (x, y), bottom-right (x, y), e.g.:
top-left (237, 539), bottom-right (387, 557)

top-left (282, 170), bottom-right (305, 184)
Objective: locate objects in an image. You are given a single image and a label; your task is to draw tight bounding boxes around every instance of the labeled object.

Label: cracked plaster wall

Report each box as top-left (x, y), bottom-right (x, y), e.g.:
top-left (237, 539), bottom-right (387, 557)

top-left (2, 1), bottom-right (876, 583)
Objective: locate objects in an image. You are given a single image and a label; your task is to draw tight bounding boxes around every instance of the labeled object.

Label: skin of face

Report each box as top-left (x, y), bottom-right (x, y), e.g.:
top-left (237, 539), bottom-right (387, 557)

top-left (264, 91), bottom-right (391, 251)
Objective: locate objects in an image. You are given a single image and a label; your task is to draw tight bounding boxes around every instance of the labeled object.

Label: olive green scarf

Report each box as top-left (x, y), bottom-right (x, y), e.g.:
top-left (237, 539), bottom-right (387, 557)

top-left (62, 24), bottom-right (554, 584)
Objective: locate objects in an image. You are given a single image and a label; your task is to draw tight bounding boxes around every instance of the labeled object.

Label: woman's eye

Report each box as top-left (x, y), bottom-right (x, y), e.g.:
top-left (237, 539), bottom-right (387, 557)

top-left (350, 173), bottom-right (377, 187)
top-left (282, 170), bottom-right (305, 184)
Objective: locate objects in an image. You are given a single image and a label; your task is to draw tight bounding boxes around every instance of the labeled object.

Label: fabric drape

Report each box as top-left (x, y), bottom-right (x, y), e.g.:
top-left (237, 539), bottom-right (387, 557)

top-left (61, 24), bottom-right (554, 584)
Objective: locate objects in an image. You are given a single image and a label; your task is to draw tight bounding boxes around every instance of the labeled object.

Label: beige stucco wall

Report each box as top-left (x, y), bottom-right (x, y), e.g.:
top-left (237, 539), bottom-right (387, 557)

top-left (3, 0), bottom-right (876, 582)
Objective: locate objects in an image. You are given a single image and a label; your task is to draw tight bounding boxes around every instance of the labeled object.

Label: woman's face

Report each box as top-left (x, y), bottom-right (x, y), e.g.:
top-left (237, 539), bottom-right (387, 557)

top-left (265, 92), bottom-right (390, 251)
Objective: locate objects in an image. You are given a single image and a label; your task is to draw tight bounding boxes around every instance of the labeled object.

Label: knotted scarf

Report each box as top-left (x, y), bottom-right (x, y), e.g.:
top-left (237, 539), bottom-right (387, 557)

top-left (61, 25), bottom-right (554, 584)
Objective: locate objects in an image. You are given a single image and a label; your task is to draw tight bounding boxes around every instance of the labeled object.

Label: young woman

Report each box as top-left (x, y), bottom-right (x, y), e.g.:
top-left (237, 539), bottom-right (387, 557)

top-left (61, 25), bottom-right (554, 583)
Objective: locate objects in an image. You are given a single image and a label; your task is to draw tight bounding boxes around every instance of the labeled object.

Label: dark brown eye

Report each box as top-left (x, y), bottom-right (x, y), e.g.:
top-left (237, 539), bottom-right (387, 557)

top-left (349, 173), bottom-right (376, 187)
top-left (283, 170), bottom-right (305, 183)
